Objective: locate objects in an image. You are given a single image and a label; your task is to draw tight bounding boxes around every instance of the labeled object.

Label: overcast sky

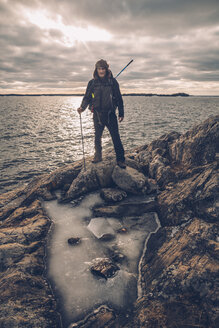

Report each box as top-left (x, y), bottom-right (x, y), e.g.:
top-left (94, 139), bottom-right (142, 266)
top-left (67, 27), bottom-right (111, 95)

top-left (0, 0), bottom-right (219, 95)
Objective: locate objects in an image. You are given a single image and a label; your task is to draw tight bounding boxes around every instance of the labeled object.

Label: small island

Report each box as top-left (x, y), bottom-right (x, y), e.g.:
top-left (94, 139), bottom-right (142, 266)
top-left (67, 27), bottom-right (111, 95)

top-left (123, 92), bottom-right (190, 97)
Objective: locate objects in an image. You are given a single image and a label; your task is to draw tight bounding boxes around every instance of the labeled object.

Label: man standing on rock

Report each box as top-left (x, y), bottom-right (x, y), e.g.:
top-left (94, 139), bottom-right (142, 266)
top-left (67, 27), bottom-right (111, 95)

top-left (77, 59), bottom-right (126, 169)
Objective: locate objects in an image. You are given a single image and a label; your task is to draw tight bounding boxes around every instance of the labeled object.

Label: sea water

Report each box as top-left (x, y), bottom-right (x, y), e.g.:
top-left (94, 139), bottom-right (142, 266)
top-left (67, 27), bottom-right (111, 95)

top-left (0, 95), bottom-right (218, 194)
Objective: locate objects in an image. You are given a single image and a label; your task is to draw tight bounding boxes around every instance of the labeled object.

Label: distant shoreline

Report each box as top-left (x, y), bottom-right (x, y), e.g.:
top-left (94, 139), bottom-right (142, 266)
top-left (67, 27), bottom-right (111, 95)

top-left (0, 93), bottom-right (190, 97)
top-left (0, 93), bottom-right (218, 97)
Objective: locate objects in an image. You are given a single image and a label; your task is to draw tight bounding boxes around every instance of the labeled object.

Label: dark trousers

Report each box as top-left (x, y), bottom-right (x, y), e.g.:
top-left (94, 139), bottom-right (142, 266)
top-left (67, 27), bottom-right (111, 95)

top-left (93, 111), bottom-right (125, 162)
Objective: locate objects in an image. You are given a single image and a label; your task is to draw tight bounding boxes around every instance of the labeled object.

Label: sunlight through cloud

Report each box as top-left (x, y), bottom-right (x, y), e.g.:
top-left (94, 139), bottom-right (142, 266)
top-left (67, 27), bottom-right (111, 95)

top-left (23, 9), bottom-right (112, 47)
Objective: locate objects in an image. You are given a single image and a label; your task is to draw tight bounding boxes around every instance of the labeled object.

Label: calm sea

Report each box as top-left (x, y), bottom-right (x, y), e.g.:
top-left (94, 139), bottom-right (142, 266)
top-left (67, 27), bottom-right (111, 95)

top-left (0, 96), bottom-right (218, 194)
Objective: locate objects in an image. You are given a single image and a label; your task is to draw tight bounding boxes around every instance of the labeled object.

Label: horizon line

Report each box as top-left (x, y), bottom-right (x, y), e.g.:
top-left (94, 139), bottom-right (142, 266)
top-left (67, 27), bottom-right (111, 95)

top-left (0, 93), bottom-right (219, 97)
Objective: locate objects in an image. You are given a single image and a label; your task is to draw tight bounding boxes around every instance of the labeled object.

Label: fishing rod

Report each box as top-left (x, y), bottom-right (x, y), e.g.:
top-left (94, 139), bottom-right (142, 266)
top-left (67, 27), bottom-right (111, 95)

top-left (115, 59), bottom-right (134, 79)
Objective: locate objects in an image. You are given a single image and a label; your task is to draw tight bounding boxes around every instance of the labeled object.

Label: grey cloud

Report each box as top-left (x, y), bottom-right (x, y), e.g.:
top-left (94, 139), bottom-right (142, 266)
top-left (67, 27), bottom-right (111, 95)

top-left (7, 0), bottom-right (219, 36)
top-left (0, 0), bottom-right (219, 94)
top-left (40, 0), bottom-right (219, 36)
top-left (182, 71), bottom-right (219, 82)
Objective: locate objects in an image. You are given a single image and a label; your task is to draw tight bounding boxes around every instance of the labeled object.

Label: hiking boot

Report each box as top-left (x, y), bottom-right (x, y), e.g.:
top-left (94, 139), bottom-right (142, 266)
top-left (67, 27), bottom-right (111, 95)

top-left (92, 154), bottom-right (102, 163)
top-left (117, 161), bottom-right (126, 169)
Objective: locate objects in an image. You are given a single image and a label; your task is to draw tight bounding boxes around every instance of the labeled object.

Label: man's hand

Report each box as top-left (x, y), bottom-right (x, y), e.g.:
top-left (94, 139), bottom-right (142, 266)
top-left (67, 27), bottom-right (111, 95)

top-left (118, 116), bottom-right (124, 123)
top-left (77, 107), bottom-right (84, 115)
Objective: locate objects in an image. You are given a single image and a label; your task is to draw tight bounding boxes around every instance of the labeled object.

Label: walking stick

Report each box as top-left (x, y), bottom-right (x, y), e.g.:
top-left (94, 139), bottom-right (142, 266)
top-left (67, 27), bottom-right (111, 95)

top-left (79, 113), bottom-right (86, 171)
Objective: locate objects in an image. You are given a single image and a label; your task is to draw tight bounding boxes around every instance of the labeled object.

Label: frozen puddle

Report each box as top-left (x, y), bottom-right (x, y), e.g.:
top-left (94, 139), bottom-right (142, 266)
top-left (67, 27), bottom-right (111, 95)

top-left (44, 192), bottom-right (159, 326)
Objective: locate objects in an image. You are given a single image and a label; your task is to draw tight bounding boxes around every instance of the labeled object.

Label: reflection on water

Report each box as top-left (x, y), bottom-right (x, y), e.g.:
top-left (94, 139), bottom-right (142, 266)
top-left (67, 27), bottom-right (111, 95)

top-left (0, 95), bottom-right (218, 193)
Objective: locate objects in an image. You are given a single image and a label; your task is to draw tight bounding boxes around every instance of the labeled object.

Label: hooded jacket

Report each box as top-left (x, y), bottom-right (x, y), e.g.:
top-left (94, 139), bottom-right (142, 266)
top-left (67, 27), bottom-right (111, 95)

top-left (80, 71), bottom-right (124, 117)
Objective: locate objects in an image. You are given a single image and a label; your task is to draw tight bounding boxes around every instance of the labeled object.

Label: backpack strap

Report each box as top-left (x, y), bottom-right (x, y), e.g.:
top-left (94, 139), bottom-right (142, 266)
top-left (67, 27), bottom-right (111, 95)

top-left (88, 79), bottom-right (95, 111)
top-left (111, 78), bottom-right (118, 108)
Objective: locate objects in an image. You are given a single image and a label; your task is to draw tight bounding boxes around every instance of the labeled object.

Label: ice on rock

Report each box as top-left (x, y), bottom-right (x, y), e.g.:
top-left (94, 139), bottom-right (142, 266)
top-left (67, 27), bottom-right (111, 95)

top-left (43, 192), bottom-right (159, 325)
top-left (87, 218), bottom-right (115, 240)
top-left (107, 218), bottom-right (123, 231)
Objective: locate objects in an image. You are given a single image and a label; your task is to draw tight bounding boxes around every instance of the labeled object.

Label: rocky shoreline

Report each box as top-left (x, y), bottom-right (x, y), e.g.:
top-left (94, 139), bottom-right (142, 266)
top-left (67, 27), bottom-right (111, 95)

top-left (0, 115), bottom-right (218, 327)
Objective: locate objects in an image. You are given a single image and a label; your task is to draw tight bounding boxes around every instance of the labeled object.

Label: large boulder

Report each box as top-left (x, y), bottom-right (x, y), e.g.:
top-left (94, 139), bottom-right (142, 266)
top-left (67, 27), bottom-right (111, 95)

top-left (157, 162), bottom-right (218, 226)
top-left (134, 218), bottom-right (219, 328)
top-left (135, 131), bottom-right (181, 176)
top-left (63, 160), bottom-right (115, 202)
top-left (65, 166), bottom-right (99, 201)
top-left (112, 165), bottom-right (148, 194)
top-left (169, 115), bottom-right (219, 167)
top-left (94, 160), bottom-right (115, 187)
top-left (149, 154), bottom-right (176, 186)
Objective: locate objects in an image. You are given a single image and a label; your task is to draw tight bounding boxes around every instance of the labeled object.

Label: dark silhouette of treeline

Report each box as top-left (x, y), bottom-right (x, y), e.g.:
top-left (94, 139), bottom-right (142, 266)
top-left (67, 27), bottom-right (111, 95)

top-left (122, 92), bottom-right (190, 97)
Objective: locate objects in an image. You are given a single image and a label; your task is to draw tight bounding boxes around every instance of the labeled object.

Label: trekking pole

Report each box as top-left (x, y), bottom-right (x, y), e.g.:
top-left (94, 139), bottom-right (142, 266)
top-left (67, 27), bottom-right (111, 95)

top-left (79, 113), bottom-right (86, 171)
top-left (115, 59), bottom-right (134, 79)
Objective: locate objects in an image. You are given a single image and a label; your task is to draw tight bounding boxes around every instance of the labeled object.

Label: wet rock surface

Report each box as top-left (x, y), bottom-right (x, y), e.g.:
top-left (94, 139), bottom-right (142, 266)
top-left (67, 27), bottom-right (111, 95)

top-left (0, 199), bottom-right (61, 328)
top-left (93, 195), bottom-right (157, 217)
top-left (100, 188), bottom-right (127, 203)
top-left (68, 305), bottom-right (116, 328)
top-left (157, 161), bottom-right (218, 226)
top-left (68, 237), bottom-right (81, 246)
top-left (90, 258), bottom-right (120, 279)
top-left (126, 115), bottom-right (219, 328)
top-left (128, 217), bottom-right (219, 328)
top-left (0, 115), bottom-right (218, 327)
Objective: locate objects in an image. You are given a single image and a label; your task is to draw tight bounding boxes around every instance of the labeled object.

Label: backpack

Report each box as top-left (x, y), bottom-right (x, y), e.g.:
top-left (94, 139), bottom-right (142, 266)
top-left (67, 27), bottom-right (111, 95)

top-left (88, 77), bottom-right (118, 112)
